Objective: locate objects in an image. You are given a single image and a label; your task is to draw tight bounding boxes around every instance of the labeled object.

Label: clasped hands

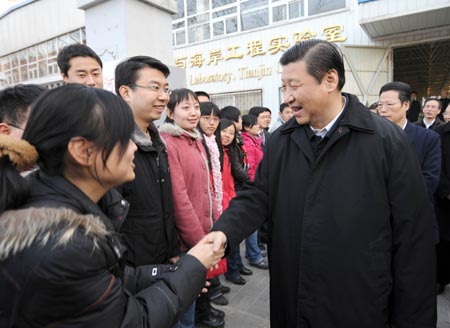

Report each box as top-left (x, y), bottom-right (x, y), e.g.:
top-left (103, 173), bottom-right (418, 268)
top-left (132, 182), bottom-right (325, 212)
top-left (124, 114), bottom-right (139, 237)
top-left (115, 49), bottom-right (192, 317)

top-left (187, 231), bottom-right (228, 270)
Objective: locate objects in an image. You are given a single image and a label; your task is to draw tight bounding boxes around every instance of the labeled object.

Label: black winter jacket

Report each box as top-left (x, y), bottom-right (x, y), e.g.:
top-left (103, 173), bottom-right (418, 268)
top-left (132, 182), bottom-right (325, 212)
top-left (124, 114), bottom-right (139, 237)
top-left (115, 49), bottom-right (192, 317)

top-left (0, 170), bottom-right (206, 328)
top-left (119, 124), bottom-right (179, 266)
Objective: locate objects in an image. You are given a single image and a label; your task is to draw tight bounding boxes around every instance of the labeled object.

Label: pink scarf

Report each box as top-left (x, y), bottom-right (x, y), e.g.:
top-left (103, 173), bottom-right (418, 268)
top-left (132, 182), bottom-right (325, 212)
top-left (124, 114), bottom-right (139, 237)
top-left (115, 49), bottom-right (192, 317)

top-left (204, 134), bottom-right (223, 213)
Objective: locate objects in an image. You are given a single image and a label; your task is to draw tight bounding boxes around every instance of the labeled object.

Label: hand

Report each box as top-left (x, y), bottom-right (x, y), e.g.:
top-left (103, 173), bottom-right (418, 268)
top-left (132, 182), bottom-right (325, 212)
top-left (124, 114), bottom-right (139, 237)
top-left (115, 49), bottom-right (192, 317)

top-left (168, 256), bottom-right (180, 264)
top-left (188, 235), bottom-right (225, 269)
top-left (204, 231), bottom-right (227, 253)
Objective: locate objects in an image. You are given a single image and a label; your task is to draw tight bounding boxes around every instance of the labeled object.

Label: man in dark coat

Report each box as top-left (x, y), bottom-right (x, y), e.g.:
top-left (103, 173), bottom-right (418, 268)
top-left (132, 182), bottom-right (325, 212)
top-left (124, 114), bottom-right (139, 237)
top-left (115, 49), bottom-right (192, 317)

top-left (406, 90), bottom-right (421, 123)
top-left (434, 122), bottom-right (450, 293)
top-left (378, 82), bottom-right (441, 200)
top-left (208, 40), bottom-right (436, 327)
top-left (415, 98), bottom-right (444, 130)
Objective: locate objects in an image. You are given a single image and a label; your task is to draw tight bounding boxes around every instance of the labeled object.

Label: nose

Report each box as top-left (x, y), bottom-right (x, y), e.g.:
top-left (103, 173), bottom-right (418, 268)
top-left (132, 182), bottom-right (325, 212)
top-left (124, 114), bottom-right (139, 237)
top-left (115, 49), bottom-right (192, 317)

top-left (86, 74), bottom-right (96, 87)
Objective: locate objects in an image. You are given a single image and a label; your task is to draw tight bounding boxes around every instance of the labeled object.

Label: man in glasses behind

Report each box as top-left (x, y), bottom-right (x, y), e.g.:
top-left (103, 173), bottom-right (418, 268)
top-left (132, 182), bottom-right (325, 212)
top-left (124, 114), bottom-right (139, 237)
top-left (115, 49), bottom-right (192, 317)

top-left (0, 84), bottom-right (46, 139)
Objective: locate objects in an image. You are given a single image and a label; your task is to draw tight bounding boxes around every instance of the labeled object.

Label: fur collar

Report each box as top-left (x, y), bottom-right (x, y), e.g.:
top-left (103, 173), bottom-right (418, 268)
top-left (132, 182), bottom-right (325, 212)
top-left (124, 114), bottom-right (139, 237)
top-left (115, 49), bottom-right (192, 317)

top-left (158, 123), bottom-right (202, 140)
top-left (0, 207), bottom-right (108, 260)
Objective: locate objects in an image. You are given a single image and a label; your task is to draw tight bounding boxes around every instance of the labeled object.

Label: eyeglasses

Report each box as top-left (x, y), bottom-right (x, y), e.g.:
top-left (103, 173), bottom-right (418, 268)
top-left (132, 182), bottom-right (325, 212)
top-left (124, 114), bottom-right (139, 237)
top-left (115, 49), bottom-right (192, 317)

top-left (201, 116), bottom-right (220, 123)
top-left (6, 122), bottom-right (24, 130)
top-left (129, 84), bottom-right (172, 95)
top-left (377, 101), bottom-right (401, 109)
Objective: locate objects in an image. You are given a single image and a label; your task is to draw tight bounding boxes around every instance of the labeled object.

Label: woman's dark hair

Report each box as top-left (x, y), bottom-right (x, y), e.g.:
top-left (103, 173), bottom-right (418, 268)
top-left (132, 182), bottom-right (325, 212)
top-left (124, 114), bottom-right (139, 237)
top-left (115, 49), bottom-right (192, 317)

top-left (165, 88), bottom-right (199, 123)
top-left (200, 102), bottom-right (220, 117)
top-left (242, 114), bottom-right (258, 130)
top-left (0, 85), bottom-right (134, 212)
top-left (219, 118), bottom-right (238, 148)
top-left (220, 106), bottom-right (241, 122)
top-left (24, 84), bottom-right (134, 175)
top-left (280, 39), bottom-right (345, 91)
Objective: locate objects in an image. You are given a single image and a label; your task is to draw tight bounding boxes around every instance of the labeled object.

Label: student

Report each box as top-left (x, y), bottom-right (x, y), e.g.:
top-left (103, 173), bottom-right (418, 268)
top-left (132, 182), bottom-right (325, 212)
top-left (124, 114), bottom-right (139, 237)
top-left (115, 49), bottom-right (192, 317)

top-left (159, 89), bottom-right (224, 328)
top-left (0, 84), bottom-right (223, 327)
top-left (57, 43), bottom-right (103, 88)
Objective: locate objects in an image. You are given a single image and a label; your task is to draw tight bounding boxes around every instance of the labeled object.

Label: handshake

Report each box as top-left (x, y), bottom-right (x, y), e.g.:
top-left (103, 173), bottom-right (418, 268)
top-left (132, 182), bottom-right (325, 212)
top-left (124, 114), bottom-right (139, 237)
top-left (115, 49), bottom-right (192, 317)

top-left (187, 231), bottom-right (228, 270)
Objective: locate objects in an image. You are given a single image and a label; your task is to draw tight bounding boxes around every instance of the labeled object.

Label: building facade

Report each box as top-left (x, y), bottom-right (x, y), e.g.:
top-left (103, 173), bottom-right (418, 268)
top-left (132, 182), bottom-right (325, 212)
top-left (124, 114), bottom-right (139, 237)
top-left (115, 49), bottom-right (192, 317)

top-left (171, 0), bottom-right (450, 115)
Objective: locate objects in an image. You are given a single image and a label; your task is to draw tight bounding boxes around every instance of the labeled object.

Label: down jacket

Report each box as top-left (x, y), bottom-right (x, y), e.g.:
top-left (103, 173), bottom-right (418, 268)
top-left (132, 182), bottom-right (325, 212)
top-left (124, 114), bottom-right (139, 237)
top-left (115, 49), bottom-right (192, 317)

top-left (159, 123), bottom-right (219, 250)
top-left (0, 170), bottom-right (206, 328)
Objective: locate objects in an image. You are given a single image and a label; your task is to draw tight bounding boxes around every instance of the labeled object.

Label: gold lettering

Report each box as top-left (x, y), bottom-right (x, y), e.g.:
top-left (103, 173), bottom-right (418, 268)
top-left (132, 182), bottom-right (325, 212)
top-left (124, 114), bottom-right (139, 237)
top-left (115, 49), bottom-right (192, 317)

top-left (322, 25), bottom-right (347, 43)
top-left (246, 40), bottom-right (266, 57)
top-left (190, 53), bottom-right (205, 68)
top-left (175, 56), bottom-right (187, 69)
top-left (207, 49), bottom-right (224, 65)
top-left (293, 29), bottom-right (317, 43)
top-left (224, 46), bottom-right (244, 60)
top-left (268, 36), bottom-right (290, 55)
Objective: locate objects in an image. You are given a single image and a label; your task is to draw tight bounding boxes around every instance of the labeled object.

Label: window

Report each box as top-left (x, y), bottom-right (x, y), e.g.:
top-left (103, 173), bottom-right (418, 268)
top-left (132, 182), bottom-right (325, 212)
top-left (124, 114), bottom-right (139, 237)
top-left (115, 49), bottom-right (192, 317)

top-left (212, 0), bottom-right (236, 9)
top-left (210, 89), bottom-right (263, 114)
top-left (308, 0), bottom-right (345, 15)
top-left (289, 0), bottom-right (303, 19)
top-left (187, 0), bottom-right (209, 16)
top-left (272, 5), bottom-right (286, 22)
top-left (173, 0), bottom-right (185, 19)
top-left (241, 7), bottom-right (269, 31)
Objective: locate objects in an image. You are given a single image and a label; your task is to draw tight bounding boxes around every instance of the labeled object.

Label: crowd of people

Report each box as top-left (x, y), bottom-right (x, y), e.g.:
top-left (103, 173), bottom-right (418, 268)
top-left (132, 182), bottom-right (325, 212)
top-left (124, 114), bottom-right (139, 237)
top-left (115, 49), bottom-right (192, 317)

top-left (0, 39), bottom-right (449, 327)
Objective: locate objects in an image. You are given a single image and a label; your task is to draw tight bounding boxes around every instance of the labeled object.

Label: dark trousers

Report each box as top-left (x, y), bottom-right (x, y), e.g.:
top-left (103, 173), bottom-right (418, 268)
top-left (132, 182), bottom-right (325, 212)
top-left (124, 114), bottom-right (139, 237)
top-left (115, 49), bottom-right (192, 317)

top-left (437, 240), bottom-right (450, 285)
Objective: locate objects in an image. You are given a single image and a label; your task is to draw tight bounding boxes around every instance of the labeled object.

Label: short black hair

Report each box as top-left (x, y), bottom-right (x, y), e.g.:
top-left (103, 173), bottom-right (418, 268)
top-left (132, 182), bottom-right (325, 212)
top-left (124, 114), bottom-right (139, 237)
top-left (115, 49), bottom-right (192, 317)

top-left (57, 44), bottom-right (103, 76)
top-left (24, 84), bottom-right (134, 176)
top-left (242, 114), bottom-right (258, 129)
top-left (280, 103), bottom-right (290, 113)
top-left (249, 106), bottom-right (271, 117)
top-left (424, 98), bottom-right (442, 110)
top-left (379, 82), bottom-right (411, 103)
top-left (200, 102), bottom-right (220, 117)
top-left (280, 39), bottom-right (345, 90)
top-left (114, 56), bottom-right (170, 95)
top-left (195, 91), bottom-right (210, 100)
top-left (220, 106), bottom-right (241, 122)
top-left (0, 84), bottom-right (47, 126)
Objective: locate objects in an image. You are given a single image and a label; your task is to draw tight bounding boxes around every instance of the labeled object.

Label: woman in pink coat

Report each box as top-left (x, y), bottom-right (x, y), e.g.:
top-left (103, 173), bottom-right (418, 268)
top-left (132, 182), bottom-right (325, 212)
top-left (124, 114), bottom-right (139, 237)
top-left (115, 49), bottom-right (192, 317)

top-left (159, 88), bottom-right (223, 328)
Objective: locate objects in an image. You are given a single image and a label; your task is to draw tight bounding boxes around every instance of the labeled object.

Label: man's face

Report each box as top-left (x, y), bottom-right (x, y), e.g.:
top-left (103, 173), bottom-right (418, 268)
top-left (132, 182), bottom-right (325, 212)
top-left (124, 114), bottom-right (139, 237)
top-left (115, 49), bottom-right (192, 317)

top-left (411, 92), bottom-right (417, 101)
top-left (378, 90), bottom-right (408, 127)
top-left (257, 111), bottom-right (271, 129)
top-left (443, 105), bottom-right (450, 123)
top-left (423, 100), bottom-right (441, 120)
top-left (280, 106), bottom-right (294, 122)
top-left (123, 67), bottom-right (170, 126)
top-left (62, 56), bottom-right (103, 88)
top-left (441, 89), bottom-right (448, 99)
top-left (281, 60), bottom-right (331, 126)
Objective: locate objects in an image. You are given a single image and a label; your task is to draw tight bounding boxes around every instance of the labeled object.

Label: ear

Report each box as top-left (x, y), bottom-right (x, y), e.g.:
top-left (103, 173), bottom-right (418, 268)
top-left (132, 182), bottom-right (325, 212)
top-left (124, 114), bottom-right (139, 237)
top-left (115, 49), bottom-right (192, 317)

top-left (61, 72), bottom-right (70, 83)
top-left (67, 137), bottom-right (95, 167)
top-left (119, 85), bottom-right (132, 103)
top-left (166, 108), bottom-right (173, 119)
top-left (403, 101), bottom-right (410, 112)
top-left (0, 123), bottom-right (11, 135)
top-left (323, 69), bottom-right (339, 92)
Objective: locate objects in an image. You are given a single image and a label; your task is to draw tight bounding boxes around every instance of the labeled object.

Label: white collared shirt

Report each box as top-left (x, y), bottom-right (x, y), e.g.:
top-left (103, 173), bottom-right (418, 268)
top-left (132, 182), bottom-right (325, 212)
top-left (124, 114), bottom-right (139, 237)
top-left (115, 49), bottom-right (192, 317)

top-left (310, 96), bottom-right (347, 138)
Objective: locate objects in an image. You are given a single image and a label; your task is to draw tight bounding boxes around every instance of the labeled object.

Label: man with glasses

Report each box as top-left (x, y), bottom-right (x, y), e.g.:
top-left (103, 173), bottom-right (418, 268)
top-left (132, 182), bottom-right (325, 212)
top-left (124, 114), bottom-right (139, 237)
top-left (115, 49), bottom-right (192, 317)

top-left (379, 81), bottom-right (441, 208)
top-left (0, 84), bottom-right (46, 139)
top-left (115, 56), bottom-right (205, 328)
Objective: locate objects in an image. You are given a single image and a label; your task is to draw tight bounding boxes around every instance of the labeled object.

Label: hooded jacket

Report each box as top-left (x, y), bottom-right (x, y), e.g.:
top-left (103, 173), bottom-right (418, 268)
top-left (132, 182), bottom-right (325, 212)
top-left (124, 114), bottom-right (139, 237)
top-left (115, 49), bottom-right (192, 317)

top-left (159, 123), bottom-right (219, 251)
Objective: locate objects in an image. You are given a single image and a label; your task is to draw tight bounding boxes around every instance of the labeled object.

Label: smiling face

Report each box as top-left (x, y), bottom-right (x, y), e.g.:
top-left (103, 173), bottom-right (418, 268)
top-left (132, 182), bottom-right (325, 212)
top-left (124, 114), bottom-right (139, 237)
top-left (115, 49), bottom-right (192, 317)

top-left (257, 111), bottom-right (272, 129)
top-left (281, 60), bottom-right (336, 128)
top-left (122, 67), bottom-right (170, 129)
top-left (169, 94), bottom-right (201, 131)
top-left (63, 56), bottom-right (103, 88)
top-left (221, 124), bottom-right (236, 146)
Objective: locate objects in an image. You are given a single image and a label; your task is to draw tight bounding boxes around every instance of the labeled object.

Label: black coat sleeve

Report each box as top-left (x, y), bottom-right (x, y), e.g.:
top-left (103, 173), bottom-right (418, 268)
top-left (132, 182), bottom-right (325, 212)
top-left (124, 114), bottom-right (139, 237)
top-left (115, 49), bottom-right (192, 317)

top-left (120, 254), bottom-right (206, 327)
top-left (387, 134), bottom-right (436, 327)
